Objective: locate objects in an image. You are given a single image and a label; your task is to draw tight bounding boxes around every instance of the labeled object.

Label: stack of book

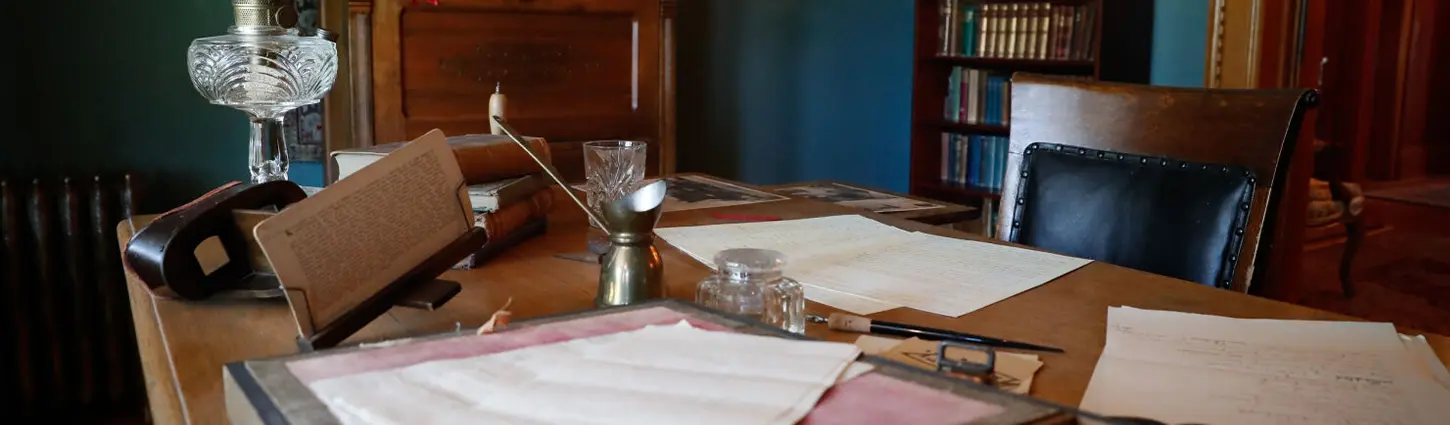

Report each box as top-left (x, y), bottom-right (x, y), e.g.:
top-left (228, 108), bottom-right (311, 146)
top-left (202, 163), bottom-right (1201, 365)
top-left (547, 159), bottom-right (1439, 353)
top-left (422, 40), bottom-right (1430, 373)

top-left (331, 133), bottom-right (556, 269)
top-left (937, 0), bottom-right (1098, 60)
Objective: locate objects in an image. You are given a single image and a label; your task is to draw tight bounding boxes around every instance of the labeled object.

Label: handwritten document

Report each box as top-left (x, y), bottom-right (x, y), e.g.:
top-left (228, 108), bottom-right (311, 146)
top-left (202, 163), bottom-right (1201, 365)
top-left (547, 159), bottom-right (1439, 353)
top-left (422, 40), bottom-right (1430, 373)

top-left (1080, 307), bottom-right (1450, 425)
top-left (255, 129), bottom-right (472, 333)
top-left (654, 216), bottom-right (1091, 317)
top-left (307, 321), bottom-right (861, 425)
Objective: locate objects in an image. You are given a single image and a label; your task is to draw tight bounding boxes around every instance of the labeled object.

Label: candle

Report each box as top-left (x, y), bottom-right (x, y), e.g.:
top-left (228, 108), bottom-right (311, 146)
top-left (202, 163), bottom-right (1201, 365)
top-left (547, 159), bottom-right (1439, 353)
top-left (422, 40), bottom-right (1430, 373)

top-left (488, 82), bottom-right (507, 135)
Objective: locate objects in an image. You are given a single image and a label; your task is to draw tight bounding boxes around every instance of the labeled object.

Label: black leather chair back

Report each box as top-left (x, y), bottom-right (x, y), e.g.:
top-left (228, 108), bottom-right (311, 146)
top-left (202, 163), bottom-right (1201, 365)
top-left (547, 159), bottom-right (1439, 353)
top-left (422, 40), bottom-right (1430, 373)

top-left (999, 74), bottom-right (1317, 292)
top-left (1009, 143), bottom-right (1255, 288)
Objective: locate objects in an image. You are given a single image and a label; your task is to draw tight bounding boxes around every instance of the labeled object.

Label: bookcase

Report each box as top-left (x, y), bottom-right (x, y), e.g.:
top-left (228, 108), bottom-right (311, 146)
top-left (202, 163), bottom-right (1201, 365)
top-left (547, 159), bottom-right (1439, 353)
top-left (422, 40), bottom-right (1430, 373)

top-left (907, 0), bottom-right (1151, 236)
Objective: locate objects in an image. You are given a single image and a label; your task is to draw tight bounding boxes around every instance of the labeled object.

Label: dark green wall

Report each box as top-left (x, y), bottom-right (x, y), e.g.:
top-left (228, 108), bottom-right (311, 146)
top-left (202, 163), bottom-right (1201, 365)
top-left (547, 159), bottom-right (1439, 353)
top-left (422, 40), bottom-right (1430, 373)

top-left (8, 0), bottom-right (250, 211)
top-left (676, 0), bottom-right (916, 192)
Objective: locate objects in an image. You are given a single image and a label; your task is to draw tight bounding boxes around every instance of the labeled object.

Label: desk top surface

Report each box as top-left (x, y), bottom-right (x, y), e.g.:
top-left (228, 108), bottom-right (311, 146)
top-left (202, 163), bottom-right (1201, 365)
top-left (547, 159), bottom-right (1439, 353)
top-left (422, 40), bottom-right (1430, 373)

top-left (120, 184), bottom-right (1450, 425)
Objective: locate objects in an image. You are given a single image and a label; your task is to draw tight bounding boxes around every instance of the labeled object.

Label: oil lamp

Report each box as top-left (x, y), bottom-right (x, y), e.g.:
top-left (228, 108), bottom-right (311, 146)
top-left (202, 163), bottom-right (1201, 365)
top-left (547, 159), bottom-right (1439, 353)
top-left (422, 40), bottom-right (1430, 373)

top-left (187, 0), bottom-right (338, 183)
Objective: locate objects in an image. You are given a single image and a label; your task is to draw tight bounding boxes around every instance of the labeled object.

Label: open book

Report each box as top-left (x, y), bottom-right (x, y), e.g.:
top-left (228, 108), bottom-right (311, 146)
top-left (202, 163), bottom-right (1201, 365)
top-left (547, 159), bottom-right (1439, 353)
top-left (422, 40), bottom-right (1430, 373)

top-left (253, 129), bottom-right (475, 338)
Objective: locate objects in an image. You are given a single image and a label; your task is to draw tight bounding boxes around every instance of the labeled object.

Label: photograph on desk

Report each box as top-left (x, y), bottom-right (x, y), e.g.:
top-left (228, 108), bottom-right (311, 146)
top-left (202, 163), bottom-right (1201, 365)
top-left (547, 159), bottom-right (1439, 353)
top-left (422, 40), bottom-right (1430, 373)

top-left (773, 181), bottom-right (944, 214)
top-left (571, 173), bottom-right (788, 212)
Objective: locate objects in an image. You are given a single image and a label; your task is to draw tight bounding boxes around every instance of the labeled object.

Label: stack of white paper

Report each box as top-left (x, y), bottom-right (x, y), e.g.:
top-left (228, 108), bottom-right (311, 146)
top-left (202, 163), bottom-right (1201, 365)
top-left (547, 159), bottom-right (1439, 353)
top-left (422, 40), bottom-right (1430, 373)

top-left (654, 215), bottom-right (1092, 317)
top-left (307, 322), bottom-right (862, 425)
top-left (1080, 307), bottom-right (1450, 425)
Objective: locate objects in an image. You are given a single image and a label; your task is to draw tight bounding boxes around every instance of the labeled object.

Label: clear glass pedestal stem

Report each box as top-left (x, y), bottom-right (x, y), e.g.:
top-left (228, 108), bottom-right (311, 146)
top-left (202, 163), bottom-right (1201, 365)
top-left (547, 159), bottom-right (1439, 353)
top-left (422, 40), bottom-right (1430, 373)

top-left (248, 115), bottom-right (290, 183)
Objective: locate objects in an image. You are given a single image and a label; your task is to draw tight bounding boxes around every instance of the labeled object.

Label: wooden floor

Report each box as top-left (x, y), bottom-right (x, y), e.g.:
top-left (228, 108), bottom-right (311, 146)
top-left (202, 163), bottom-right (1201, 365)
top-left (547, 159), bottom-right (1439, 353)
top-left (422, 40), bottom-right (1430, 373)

top-left (1289, 197), bottom-right (1450, 335)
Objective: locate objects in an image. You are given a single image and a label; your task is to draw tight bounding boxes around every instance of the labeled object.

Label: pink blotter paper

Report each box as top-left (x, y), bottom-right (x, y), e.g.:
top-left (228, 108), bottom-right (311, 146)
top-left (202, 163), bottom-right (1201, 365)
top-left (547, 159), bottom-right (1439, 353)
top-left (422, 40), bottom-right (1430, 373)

top-left (285, 306), bottom-right (1006, 425)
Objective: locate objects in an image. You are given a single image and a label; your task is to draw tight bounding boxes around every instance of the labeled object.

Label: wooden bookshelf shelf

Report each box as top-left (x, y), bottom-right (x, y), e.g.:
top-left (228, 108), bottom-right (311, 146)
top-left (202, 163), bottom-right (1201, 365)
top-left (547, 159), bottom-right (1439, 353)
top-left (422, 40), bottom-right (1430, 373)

top-left (928, 56), bottom-right (1096, 75)
top-left (908, 0), bottom-right (1150, 234)
top-left (915, 182), bottom-right (1002, 201)
top-left (936, 121), bottom-right (1009, 136)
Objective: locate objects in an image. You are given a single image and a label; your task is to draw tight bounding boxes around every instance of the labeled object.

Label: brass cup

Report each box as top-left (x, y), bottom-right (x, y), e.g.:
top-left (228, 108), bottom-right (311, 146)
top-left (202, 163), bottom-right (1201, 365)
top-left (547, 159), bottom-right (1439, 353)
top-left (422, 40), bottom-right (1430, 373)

top-left (595, 180), bottom-right (668, 307)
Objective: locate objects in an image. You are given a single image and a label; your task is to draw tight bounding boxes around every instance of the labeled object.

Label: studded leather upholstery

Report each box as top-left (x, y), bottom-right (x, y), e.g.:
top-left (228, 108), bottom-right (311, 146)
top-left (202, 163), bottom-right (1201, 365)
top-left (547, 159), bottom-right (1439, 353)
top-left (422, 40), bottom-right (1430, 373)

top-left (1006, 143), bottom-right (1255, 288)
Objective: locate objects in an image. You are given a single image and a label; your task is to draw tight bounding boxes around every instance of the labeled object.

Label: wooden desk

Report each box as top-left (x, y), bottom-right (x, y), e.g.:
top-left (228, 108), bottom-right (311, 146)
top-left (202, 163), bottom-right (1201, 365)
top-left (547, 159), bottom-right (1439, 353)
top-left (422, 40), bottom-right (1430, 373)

top-left (121, 186), bottom-right (1450, 425)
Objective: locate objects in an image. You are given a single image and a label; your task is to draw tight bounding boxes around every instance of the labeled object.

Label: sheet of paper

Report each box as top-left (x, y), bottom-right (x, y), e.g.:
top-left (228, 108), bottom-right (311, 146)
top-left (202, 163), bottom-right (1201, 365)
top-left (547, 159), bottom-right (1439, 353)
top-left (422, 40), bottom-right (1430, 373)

top-left (878, 337), bottom-right (1042, 395)
top-left (254, 129), bottom-right (472, 333)
top-left (655, 216), bottom-right (1091, 317)
top-left (1401, 334), bottom-right (1450, 392)
top-left (837, 362), bottom-right (875, 384)
top-left (307, 321), bottom-right (861, 425)
top-left (1080, 307), bottom-right (1450, 425)
top-left (656, 215), bottom-right (914, 314)
top-left (799, 232), bottom-right (1091, 317)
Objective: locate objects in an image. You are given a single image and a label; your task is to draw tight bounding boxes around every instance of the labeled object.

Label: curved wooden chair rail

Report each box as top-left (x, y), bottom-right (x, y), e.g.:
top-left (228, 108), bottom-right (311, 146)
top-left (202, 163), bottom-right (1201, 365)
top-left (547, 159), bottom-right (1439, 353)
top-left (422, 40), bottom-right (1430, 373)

top-left (997, 73), bottom-right (1319, 293)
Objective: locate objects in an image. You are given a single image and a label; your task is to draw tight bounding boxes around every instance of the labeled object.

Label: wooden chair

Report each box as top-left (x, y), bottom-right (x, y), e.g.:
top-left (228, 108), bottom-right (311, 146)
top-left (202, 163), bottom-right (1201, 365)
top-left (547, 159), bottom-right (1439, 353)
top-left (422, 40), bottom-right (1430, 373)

top-left (997, 73), bottom-right (1318, 293)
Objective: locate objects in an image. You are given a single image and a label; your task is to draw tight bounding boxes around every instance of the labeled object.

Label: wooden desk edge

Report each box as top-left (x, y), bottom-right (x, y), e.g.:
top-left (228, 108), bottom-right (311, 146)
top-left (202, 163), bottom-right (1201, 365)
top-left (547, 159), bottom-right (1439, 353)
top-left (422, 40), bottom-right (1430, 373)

top-left (117, 186), bottom-right (1450, 425)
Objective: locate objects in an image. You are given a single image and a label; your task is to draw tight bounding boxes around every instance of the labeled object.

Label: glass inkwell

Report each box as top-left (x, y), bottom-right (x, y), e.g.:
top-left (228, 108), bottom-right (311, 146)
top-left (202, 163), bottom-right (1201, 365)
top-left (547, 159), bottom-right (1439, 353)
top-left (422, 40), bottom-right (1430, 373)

top-left (696, 248), bottom-right (806, 333)
top-left (187, 0), bottom-right (339, 183)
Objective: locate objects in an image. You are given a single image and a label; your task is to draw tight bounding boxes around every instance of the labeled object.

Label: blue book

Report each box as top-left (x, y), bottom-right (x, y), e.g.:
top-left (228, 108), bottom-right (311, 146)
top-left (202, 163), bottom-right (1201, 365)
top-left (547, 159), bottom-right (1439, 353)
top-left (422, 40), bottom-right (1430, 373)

top-left (984, 136), bottom-right (994, 190)
top-left (991, 77), bottom-right (1003, 125)
top-left (946, 134), bottom-right (957, 185)
top-left (962, 6), bottom-right (977, 57)
top-left (990, 78), bottom-right (999, 126)
top-left (959, 135), bottom-right (969, 185)
top-left (966, 135), bottom-right (980, 187)
top-left (991, 136), bottom-right (1003, 190)
top-left (986, 135), bottom-right (997, 190)
top-left (954, 134), bottom-right (964, 185)
top-left (986, 77), bottom-right (997, 124)
top-left (974, 134), bottom-right (986, 187)
top-left (984, 78), bottom-right (995, 126)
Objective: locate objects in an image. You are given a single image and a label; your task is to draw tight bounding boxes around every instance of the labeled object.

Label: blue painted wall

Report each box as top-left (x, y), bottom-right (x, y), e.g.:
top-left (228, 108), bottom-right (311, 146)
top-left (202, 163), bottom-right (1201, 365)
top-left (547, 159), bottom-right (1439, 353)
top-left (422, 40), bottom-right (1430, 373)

top-left (1150, 0), bottom-right (1208, 87)
top-left (677, 0), bottom-right (915, 192)
top-left (290, 162), bottom-right (327, 187)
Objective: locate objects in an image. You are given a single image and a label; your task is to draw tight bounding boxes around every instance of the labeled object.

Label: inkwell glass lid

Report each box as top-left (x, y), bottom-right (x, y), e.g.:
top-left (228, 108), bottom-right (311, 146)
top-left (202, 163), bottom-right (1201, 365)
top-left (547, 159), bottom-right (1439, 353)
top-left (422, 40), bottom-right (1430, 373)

top-left (713, 248), bottom-right (788, 282)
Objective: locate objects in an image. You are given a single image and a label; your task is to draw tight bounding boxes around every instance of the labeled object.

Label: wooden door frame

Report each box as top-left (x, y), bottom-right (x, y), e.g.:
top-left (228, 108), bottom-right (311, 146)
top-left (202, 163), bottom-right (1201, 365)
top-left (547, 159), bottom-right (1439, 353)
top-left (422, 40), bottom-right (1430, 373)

top-left (1205, 0), bottom-right (1320, 297)
top-left (321, 0), bottom-right (358, 184)
top-left (1205, 0), bottom-right (1263, 89)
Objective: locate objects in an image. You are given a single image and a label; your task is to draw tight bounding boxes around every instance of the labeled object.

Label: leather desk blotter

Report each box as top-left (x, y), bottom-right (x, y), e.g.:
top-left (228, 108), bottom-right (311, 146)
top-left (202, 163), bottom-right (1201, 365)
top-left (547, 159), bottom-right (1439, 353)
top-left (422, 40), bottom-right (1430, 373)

top-left (223, 300), bottom-right (1097, 425)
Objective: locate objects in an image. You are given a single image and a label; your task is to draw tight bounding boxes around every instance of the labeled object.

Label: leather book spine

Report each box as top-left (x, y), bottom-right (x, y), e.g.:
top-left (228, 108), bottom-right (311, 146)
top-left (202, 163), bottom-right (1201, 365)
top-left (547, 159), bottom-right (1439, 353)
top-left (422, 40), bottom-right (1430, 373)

top-left (475, 189), bottom-right (555, 238)
top-left (455, 137), bottom-right (553, 185)
top-left (455, 218), bottom-right (548, 269)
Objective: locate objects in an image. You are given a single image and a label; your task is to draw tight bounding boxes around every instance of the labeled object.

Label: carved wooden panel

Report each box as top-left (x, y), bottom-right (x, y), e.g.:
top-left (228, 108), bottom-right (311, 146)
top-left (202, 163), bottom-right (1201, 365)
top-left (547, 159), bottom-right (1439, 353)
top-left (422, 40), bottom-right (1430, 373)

top-left (371, 0), bottom-right (672, 181)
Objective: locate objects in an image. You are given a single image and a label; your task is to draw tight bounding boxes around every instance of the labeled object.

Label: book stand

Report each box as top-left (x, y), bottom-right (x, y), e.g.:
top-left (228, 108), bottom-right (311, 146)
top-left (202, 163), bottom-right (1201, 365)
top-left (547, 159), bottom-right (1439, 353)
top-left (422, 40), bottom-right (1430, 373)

top-left (123, 180), bottom-right (493, 353)
top-left (295, 227), bottom-right (490, 352)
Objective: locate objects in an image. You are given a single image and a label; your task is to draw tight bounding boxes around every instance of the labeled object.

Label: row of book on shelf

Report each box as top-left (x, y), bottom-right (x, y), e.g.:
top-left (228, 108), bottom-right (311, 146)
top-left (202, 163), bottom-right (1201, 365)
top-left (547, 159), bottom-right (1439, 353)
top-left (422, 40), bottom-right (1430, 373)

top-left (937, 0), bottom-right (1098, 61)
top-left (946, 67), bottom-right (1011, 126)
top-left (941, 132), bottom-right (1008, 193)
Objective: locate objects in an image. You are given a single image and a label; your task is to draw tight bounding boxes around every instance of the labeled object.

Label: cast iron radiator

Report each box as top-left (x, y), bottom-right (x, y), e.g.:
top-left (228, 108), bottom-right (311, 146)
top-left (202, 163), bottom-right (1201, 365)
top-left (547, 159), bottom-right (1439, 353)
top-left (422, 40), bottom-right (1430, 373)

top-left (0, 174), bottom-right (143, 420)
